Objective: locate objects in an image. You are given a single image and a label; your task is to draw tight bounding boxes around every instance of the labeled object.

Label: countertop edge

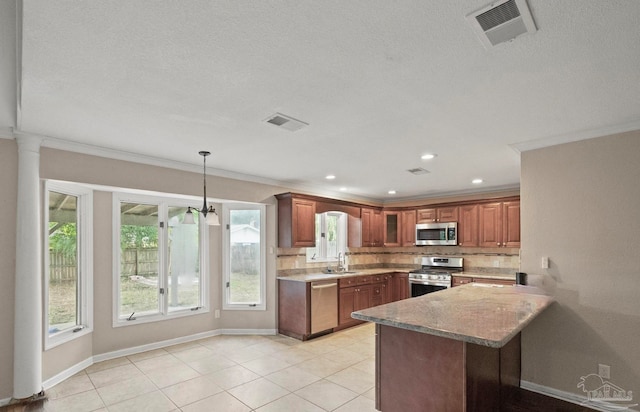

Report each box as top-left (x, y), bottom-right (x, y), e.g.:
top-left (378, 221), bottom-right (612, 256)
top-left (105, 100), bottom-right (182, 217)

top-left (277, 268), bottom-right (411, 282)
top-left (352, 285), bottom-right (555, 348)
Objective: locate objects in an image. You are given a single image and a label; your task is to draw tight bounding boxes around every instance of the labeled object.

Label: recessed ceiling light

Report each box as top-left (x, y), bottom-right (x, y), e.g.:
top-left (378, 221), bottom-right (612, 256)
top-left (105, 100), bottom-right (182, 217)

top-left (388, 190), bottom-right (397, 195)
top-left (472, 178), bottom-right (484, 184)
top-left (421, 153), bottom-right (437, 160)
top-left (325, 175), bottom-right (336, 180)
top-left (339, 187), bottom-right (347, 191)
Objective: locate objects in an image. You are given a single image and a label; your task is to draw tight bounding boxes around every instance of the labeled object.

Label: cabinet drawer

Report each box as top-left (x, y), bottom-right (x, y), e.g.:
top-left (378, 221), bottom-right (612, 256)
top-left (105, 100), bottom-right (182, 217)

top-left (357, 276), bottom-right (372, 285)
top-left (452, 276), bottom-right (473, 287)
top-left (339, 277), bottom-right (357, 288)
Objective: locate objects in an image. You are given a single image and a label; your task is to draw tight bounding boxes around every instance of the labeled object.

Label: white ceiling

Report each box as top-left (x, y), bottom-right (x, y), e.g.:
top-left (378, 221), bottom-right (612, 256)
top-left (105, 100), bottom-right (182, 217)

top-left (3, 1), bottom-right (640, 202)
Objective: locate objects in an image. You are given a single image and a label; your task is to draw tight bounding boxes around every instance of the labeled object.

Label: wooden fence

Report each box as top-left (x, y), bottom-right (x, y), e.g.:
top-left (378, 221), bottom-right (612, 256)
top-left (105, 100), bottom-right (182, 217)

top-left (49, 248), bottom-right (160, 281)
top-left (49, 245), bottom-right (258, 281)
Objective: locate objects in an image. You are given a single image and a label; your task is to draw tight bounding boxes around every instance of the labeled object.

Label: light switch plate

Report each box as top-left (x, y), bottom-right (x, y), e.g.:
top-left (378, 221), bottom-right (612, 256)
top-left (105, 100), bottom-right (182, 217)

top-left (541, 257), bottom-right (549, 269)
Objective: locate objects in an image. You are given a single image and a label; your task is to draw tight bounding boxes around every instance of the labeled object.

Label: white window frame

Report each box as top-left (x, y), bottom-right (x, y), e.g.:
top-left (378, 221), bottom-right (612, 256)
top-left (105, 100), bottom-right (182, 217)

top-left (43, 181), bottom-right (93, 350)
top-left (222, 203), bottom-right (266, 310)
top-left (112, 193), bottom-right (209, 327)
top-left (306, 212), bottom-right (347, 263)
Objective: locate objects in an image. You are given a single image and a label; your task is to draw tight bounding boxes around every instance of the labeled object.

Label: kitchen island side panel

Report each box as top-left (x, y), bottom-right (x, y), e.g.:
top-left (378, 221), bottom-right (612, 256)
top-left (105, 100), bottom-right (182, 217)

top-left (377, 324), bottom-right (465, 412)
top-left (377, 325), bottom-right (521, 411)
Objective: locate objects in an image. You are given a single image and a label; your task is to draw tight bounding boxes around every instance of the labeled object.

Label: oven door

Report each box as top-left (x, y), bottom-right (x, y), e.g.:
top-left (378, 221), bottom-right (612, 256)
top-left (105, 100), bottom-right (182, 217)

top-left (410, 281), bottom-right (449, 297)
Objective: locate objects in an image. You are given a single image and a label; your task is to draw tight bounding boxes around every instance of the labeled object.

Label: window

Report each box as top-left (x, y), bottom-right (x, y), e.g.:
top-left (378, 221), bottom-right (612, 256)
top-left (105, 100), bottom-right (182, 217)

top-left (306, 212), bottom-right (347, 262)
top-left (44, 181), bottom-right (93, 349)
top-left (222, 204), bottom-right (266, 310)
top-left (114, 194), bottom-right (208, 325)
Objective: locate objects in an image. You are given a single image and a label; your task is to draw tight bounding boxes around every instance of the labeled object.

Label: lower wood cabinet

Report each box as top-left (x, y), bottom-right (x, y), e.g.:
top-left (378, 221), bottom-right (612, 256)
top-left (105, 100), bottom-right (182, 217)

top-left (452, 275), bottom-right (515, 287)
top-left (392, 272), bottom-right (409, 301)
top-left (338, 272), bottom-right (409, 328)
top-left (278, 280), bottom-right (311, 340)
top-left (279, 273), bottom-right (413, 338)
top-left (339, 285), bottom-right (372, 327)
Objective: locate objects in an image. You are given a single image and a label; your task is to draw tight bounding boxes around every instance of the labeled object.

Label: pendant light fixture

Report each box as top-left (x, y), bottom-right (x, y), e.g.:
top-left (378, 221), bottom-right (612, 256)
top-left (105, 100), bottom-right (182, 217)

top-left (183, 151), bottom-right (220, 226)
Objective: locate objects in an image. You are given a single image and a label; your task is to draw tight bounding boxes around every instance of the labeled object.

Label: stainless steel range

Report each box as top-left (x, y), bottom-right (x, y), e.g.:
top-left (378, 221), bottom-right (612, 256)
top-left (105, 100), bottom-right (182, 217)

top-left (409, 256), bottom-right (463, 297)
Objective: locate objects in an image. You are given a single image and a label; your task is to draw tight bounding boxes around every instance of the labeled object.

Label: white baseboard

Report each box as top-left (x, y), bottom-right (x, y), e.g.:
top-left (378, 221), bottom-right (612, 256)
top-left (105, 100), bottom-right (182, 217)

top-left (41, 328), bottom-right (276, 391)
top-left (219, 328), bottom-right (277, 335)
top-left (521, 380), bottom-right (639, 412)
top-left (43, 357), bottom-right (93, 391)
top-left (92, 329), bottom-right (222, 363)
top-left (0, 397), bottom-right (10, 407)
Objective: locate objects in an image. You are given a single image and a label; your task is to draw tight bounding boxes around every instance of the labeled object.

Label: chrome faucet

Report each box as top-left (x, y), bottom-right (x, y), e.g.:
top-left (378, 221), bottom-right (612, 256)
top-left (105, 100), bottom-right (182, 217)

top-left (336, 252), bottom-right (344, 272)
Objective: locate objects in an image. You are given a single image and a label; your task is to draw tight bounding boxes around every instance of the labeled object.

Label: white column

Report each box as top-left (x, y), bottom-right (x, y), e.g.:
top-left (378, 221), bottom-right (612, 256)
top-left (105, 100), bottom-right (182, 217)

top-left (13, 134), bottom-right (43, 399)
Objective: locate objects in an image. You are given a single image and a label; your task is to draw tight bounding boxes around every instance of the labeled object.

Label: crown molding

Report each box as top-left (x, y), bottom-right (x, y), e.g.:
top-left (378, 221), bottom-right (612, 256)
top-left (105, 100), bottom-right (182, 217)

top-left (510, 119), bottom-right (640, 153)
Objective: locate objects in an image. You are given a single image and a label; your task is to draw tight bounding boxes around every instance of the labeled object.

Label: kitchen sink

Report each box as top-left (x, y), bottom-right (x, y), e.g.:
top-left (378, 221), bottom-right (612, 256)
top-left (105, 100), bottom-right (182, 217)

top-left (322, 269), bottom-right (357, 275)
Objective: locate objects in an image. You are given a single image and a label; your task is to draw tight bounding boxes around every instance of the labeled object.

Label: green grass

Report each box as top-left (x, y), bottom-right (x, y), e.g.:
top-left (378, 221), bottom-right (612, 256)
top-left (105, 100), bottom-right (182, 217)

top-left (48, 272), bottom-right (261, 327)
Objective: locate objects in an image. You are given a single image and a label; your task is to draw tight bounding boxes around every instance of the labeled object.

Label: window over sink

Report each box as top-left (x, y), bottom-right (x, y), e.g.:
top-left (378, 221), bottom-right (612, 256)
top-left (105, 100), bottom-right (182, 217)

top-left (306, 211), bottom-right (347, 263)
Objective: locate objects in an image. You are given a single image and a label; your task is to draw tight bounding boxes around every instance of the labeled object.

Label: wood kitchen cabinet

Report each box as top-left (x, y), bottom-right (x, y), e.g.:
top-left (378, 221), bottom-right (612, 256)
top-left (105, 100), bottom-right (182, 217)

top-left (451, 276), bottom-right (473, 287)
top-left (473, 277), bottom-right (515, 286)
top-left (501, 201), bottom-right (521, 248)
top-left (372, 273), bottom-right (393, 304)
top-left (451, 275), bottom-right (515, 287)
top-left (417, 206), bottom-right (459, 223)
top-left (392, 272), bottom-right (409, 301)
top-left (339, 276), bottom-right (372, 327)
top-left (400, 210), bottom-right (417, 246)
top-left (458, 204), bottom-right (479, 247)
top-left (383, 211), bottom-right (401, 247)
top-left (362, 207), bottom-right (383, 247)
top-left (276, 194), bottom-right (316, 248)
top-left (479, 201), bottom-right (520, 248)
top-left (278, 280), bottom-right (311, 340)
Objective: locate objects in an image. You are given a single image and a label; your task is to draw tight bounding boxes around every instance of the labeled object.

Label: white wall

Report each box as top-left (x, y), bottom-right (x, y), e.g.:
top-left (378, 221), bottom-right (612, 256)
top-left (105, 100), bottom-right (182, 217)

top-left (520, 130), bottom-right (640, 397)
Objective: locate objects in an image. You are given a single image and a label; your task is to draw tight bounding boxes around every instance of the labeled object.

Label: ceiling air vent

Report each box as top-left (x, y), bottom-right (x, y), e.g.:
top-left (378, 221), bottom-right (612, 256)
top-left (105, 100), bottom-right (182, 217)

top-left (466, 0), bottom-right (536, 48)
top-left (407, 168), bottom-right (430, 176)
top-left (264, 113), bottom-right (309, 132)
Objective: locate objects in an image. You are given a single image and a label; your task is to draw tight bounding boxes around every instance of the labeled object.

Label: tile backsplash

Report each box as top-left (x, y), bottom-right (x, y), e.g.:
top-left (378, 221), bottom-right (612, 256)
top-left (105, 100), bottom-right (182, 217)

top-left (277, 246), bottom-right (520, 276)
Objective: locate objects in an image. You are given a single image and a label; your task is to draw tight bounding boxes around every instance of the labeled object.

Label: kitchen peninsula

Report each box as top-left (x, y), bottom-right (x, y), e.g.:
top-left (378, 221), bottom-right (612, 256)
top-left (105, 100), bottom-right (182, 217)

top-left (352, 284), bottom-right (554, 411)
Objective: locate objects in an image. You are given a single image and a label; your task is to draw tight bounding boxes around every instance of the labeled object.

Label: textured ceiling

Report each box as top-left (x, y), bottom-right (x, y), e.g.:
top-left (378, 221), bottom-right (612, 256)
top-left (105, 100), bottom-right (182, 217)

top-left (4, 0), bottom-right (640, 201)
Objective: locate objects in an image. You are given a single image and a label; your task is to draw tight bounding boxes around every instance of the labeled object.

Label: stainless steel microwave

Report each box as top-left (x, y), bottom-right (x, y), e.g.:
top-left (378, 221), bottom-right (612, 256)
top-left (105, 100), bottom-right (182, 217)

top-left (416, 222), bottom-right (457, 246)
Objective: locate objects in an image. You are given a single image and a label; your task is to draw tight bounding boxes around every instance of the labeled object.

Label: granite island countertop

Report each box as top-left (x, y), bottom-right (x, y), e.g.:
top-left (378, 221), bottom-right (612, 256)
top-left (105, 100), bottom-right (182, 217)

top-left (352, 284), bottom-right (554, 348)
top-left (277, 268), bottom-right (412, 283)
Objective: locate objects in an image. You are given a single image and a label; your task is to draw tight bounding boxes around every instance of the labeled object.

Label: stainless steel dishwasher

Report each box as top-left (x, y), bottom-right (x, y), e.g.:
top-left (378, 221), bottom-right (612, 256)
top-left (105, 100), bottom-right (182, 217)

top-left (310, 280), bottom-right (338, 334)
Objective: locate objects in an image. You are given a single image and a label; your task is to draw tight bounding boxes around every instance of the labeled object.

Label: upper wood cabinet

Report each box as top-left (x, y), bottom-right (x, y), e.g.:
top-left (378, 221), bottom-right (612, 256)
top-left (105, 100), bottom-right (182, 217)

top-left (276, 194), bottom-right (316, 248)
top-left (362, 207), bottom-right (383, 247)
top-left (417, 206), bottom-right (458, 223)
top-left (276, 192), bottom-right (520, 249)
top-left (478, 201), bottom-right (520, 248)
top-left (458, 204), bottom-right (479, 247)
top-left (400, 210), bottom-right (416, 246)
top-left (501, 201), bottom-right (521, 248)
top-left (383, 211), bottom-right (401, 247)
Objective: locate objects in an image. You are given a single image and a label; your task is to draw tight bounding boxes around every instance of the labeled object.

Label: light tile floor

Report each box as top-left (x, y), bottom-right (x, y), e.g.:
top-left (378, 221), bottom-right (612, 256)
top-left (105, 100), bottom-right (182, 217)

top-left (5, 324), bottom-right (377, 412)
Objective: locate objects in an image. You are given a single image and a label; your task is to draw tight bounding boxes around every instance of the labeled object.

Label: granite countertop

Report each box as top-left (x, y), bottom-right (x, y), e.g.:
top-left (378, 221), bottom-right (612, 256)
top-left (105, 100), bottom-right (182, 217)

top-left (277, 268), bottom-right (411, 282)
top-left (352, 284), bottom-right (554, 348)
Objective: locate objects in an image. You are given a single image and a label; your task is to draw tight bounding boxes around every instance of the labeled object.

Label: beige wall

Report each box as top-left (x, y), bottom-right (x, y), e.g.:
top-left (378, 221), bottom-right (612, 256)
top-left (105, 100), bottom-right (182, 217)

top-left (0, 142), bottom-right (292, 399)
top-left (520, 131), bottom-right (640, 396)
top-left (0, 139), bottom-right (18, 401)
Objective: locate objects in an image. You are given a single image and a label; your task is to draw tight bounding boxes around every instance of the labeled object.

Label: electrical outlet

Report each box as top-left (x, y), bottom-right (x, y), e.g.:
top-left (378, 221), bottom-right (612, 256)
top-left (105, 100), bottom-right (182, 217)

top-left (493, 260), bottom-right (500, 267)
top-left (598, 363), bottom-right (610, 379)
top-left (215, 309), bottom-right (220, 319)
